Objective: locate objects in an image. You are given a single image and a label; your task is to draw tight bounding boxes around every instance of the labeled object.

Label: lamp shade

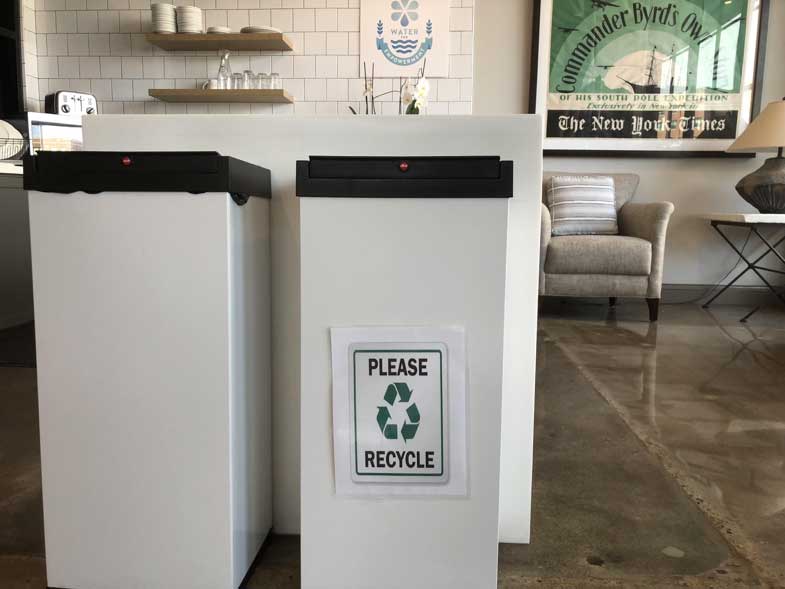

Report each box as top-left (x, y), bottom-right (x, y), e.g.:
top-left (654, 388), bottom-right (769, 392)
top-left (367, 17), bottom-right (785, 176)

top-left (727, 99), bottom-right (785, 153)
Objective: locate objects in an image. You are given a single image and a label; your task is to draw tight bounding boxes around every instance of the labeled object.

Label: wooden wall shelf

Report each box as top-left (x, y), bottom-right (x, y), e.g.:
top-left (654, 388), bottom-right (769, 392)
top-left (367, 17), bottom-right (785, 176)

top-left (149, 88), bottom-right (294, 104)
top-left (145, 32), bottom-right (294, 52)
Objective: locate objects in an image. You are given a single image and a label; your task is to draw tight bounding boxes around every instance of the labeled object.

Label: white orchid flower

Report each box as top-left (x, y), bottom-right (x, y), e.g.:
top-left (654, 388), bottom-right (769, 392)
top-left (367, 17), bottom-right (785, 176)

top-left (414, 76), bottom-right (429, 110)
top-left (415, 76), bottom-right (430, 99)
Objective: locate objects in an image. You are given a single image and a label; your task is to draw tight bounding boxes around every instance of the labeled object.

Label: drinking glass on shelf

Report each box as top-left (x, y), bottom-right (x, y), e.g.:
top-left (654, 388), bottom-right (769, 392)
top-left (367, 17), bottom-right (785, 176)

top-left (242, 70), bottom-right (254, 89)
top-left (232, 73), bottom-right (243, 89)
top-left (217, 50), bottom-right (232, 89)
top-left (270, 73), bottom-right (281, 90)
top-left (258, 73), bottom-right (271, 89)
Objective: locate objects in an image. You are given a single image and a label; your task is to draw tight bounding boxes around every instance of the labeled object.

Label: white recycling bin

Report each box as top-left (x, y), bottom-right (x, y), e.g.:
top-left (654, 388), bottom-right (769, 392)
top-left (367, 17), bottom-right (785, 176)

top-left (298, 155), bottom-right (515, 589)
top-left (24, 151), bottom-right (273, 589)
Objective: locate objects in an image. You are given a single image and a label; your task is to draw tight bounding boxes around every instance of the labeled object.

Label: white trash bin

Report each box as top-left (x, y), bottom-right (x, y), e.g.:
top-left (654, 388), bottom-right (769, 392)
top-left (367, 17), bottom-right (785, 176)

top-left (24, 151), bottom-right (273, 589)
top-left (298, 155), bottom-right (516, 589)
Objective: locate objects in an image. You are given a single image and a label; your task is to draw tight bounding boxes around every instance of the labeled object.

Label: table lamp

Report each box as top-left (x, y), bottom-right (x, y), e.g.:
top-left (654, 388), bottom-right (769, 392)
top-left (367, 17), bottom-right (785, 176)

top-left (727, 98), bottom-right (785, 213)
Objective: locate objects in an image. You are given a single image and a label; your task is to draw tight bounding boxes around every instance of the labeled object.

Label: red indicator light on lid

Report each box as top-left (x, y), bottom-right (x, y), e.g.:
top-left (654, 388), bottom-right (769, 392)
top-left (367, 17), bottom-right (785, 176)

top-left (399, 161), bottom-right (409, 172)
top-left (121, 156), bottom-right (132, 167)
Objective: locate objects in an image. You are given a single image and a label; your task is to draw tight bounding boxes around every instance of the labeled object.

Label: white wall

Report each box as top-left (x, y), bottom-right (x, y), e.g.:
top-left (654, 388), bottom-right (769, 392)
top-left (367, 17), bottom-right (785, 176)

top-left (474, 0), bottom-right (785, 286)
top-left (473, 0), bottom-right (530, 115)
top-left (21, 0), bottom-right (41, 111)
top-left (27, 0), bottom-right (473, 115)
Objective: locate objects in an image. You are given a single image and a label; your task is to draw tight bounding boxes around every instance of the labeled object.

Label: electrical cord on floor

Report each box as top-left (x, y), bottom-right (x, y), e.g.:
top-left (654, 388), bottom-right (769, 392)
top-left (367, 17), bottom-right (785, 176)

top-left (663, 228), bottom-right (753, 305)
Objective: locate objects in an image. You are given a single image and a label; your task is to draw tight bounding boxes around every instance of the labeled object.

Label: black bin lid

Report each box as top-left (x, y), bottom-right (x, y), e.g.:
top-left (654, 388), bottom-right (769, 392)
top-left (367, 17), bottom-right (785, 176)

top-left (296, 156), bottom-right (513, 198)
top-left (24, 151), bottom-right (271, 203)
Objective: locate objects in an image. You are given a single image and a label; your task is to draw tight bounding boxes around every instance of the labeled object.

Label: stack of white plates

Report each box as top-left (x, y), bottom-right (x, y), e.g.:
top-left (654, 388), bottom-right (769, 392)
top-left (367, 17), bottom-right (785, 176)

top-left (207, 26), bottom-right (231, 34)
top-left (0, 120), bottom-right (25, 160)
top-left (152, 3), bottom-right (176, 34)
top-left (175, 6), bottom-right (203, 33)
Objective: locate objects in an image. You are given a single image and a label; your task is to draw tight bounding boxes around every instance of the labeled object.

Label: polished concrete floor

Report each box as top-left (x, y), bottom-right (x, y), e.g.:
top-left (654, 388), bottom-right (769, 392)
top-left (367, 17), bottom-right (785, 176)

top-left (539, 299), bottom-right (785, 588)
top-left (1, 302), bottom-right (784, 588)
top-left (500, 325), bottom-right (754, 589)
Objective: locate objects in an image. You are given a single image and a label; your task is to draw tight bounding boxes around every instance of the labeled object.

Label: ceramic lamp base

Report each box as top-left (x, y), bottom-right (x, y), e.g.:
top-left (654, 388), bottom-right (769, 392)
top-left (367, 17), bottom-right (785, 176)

top-left (736, 156), bottom-right (785, 214)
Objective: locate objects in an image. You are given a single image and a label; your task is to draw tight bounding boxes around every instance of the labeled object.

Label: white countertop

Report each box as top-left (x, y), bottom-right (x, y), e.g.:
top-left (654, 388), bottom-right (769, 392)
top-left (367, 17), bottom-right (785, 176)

top-left (0, 161), bottom-right (23, 176)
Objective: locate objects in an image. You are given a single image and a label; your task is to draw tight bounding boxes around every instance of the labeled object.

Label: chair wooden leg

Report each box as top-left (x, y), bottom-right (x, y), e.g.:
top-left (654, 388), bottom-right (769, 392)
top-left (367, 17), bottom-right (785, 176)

top-left (646, 298), bottom-right (660, 322)
top-left (609, 297), bottom-right (617, 307)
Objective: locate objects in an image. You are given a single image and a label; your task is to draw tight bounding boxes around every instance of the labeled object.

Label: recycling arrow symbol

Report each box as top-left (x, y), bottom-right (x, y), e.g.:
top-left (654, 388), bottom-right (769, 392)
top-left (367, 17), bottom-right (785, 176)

top-left (376, 382), bottom-right (420, 442)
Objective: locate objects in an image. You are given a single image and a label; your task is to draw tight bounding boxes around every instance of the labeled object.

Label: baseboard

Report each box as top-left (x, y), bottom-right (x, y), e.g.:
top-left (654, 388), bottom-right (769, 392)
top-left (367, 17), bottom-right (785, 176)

top-left (540, 285), bottom-right (783, 307)
top-left (662, 284), bottom-right (784, 306)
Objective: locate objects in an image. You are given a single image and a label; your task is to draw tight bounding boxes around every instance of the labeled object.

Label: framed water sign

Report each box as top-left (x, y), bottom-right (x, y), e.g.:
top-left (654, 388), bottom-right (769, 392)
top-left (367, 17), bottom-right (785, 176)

top-left (529, 0), bottom-right (770, 156)
top-left (360, 0), bottom-right (450, 77)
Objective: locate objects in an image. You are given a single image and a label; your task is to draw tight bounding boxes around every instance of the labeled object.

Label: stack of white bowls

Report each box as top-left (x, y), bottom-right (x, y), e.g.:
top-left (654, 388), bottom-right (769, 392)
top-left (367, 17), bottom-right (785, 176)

top-left (175, 6), bottom-right (204, 33)
top-left (152, 3), bottom-right (176, 34)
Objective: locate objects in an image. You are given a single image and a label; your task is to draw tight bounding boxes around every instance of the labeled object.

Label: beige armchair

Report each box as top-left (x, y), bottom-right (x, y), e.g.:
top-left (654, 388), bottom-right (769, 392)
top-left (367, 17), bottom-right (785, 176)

top-left (540, 173), bottom-right (674, 321)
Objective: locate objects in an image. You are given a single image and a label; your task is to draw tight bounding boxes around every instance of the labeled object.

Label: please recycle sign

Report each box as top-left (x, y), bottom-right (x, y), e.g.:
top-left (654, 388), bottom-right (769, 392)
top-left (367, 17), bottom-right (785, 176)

top-left (350, 347), bottom-right (447, 483)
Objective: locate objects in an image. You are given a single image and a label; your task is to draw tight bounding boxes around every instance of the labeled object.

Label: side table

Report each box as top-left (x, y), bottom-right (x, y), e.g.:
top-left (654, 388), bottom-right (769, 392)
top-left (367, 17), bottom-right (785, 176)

top-left (704, 213), bottom-right (785, 321)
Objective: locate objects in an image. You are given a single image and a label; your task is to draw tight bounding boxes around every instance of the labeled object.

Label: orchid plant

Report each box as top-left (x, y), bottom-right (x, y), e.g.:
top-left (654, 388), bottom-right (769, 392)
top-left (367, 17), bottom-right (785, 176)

top-left (347, 60), bottom-right (429, 116)
top-left (405, 70), bottom-right (429, 115)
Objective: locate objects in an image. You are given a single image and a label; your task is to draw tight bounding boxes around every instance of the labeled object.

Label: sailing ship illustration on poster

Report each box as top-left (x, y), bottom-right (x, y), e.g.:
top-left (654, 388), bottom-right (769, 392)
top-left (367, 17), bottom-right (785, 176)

top-left (544, 0), bottom-right (749, 141)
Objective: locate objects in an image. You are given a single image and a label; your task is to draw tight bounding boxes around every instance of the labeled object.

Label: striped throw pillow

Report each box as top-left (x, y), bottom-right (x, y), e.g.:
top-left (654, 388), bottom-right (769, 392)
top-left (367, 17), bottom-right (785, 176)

top-left (546, 176), bottom-right (618, 236)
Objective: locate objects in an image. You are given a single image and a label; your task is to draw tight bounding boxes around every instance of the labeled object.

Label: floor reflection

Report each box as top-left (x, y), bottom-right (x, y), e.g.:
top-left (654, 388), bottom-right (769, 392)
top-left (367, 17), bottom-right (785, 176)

top-left (540, 301), bottom-right (785, 587)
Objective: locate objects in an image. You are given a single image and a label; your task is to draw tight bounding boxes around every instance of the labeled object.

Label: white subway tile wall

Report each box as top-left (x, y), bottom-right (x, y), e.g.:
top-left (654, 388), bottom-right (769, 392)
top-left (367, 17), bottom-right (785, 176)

top-left (24, 0), bottom-right (473, 115)
top-left (22, 0), bottom-right (41, 111)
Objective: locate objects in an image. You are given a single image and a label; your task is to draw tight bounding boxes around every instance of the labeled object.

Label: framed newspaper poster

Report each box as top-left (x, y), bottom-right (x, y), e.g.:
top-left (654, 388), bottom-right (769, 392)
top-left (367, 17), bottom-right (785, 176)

top-left (530, 0), bottom-right (770, 156)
